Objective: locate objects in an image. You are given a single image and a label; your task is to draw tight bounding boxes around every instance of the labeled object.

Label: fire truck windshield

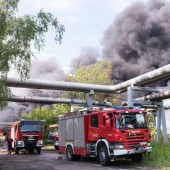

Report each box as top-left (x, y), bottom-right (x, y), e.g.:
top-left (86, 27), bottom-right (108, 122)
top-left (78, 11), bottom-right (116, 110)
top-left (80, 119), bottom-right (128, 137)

top-left (116, 113), bottom-right (147, 129)
top-left (20, 121), bottom-right (41, 133)
top-left (49, 127), bottom-right (58, 134)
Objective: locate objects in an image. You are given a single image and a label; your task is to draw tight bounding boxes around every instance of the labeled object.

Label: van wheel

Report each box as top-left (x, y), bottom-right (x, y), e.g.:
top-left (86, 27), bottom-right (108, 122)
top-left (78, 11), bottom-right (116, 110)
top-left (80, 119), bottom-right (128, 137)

top-left (98, 146), bottom-right (110, 166)
top-left (131, 154), bottom-right (142, 162)
top-left (66, 145), bottom-right (75, 161)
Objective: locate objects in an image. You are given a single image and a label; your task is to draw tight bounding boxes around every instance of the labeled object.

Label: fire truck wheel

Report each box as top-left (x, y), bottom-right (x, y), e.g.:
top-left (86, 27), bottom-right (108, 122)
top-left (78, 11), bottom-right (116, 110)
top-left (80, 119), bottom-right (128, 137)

top-left (15, 150), bottom-right (19, 154)
top-left (54, 146), bottom-right (59, 150)
top-left (131, 154), bottom-right (142, 162)
top-left (98, 146), bottom-right (110, 166)
top-left (28, 149), bottom-right (34, 154)
top-left (74, 155), bottom-right (81, 161)
top-left (66, 145), bottom-right (75, 161)
top-left (37, 148), bottom-right (41, 154)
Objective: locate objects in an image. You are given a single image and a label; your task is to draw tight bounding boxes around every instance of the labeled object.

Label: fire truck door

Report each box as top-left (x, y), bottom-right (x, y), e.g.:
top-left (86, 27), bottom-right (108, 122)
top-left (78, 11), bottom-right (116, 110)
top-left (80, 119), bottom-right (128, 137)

top-left (88, 114), bottom-right (99, 141)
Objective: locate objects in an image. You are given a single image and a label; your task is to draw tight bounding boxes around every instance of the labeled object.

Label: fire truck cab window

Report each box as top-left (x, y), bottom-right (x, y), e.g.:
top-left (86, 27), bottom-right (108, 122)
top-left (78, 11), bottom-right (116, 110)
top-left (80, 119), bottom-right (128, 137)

top-left (91, 115), bottom-right (98, 128)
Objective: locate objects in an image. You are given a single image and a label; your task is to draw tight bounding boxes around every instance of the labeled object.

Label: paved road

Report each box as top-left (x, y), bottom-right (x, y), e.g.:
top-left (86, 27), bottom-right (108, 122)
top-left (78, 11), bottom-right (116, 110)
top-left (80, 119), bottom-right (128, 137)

top-left (0, 146), bottom-right (153, 170)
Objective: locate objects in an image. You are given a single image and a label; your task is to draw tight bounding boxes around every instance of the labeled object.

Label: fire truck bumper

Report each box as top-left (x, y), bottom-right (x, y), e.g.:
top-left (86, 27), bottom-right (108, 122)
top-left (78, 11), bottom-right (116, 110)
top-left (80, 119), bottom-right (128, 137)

top-left (16, 140), bottom-right (43, 148)
top-left (114, 146), bottom-right (152, 156)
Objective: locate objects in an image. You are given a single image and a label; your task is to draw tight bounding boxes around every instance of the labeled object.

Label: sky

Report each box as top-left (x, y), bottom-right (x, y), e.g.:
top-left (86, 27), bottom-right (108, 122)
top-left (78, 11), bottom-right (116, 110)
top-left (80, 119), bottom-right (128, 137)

top-left (17, 0), bottom-right (147, 73)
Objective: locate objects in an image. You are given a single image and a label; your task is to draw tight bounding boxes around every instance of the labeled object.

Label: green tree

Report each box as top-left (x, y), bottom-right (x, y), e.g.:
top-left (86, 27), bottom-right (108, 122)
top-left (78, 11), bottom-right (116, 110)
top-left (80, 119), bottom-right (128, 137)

top-left (22, 104), bottom-right (70, 124)
top-left (0, 0), bottom-right (65, 108)
top-left (66, 60), bottom-right (118, 103)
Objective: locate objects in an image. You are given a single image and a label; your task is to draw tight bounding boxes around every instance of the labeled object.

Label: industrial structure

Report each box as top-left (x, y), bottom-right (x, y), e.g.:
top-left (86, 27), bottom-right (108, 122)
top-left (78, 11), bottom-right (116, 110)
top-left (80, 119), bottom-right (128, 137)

top-left (6, 64), bottom-right (170, 93)
top-left (3, 64), bottom-right (170, 143)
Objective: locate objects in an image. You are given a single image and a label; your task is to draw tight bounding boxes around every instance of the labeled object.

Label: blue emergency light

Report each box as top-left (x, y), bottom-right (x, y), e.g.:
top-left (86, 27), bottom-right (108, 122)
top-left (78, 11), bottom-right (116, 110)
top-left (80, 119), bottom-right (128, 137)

top-left (113, 106), bottom-right (141, 110)
top-left (133, 106), bottom-right (141, 110)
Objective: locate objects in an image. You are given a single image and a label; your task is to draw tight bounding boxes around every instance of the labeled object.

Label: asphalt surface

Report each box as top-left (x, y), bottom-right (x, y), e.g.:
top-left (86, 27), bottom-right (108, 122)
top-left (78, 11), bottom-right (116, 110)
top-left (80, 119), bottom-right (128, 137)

top-left (0, 146), bottom-right (154, 170)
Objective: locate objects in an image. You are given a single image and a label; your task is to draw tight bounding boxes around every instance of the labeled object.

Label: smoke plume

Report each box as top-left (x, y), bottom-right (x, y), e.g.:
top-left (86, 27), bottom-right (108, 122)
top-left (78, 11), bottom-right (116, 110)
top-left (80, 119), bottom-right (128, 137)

top-left (102, 0), bottom-right (170, 84)
top-left (0, 56), bottom-right (65, 124)
top-left (70, 47), bottom-right (99, 72)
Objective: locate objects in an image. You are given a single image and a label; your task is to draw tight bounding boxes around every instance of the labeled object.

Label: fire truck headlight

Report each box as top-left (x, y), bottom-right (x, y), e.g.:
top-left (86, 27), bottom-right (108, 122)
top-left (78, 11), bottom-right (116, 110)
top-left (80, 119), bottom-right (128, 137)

top-left (37, 140), bottom-right (43, 146)
top-left (140, 142), bottom-right (147, 145)
top-left (17, 140), bottom-right (24, 147)
top-left (114, 144), bottom-right (124, 149)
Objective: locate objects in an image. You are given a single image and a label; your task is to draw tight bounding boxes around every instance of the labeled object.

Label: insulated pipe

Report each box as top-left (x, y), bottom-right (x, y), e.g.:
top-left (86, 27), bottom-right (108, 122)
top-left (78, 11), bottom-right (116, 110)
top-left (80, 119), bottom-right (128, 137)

top-left (123, 90), bottom-right (170, 106)
top-left (0, 122), bottom-right (13, 125)
top-left (8, 96), bottom-right (112, 107)
top-left (6, 64), bottom-right (170, 93)
top-left (135, 90), bottom-right (170, 101)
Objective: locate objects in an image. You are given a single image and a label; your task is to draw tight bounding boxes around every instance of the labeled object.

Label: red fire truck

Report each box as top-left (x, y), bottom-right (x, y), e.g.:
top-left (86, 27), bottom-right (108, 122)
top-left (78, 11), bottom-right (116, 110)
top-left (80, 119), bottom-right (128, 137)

top-left (11, 120), bottom-right (43, 154)
top-left (48, 124), bottom-right (59, 150)
top-left (58, 106), bottom-right (152, 166)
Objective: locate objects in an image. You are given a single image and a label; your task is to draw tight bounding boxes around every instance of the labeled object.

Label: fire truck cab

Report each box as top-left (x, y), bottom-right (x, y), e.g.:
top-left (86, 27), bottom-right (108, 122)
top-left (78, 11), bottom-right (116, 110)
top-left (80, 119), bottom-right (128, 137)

top-left (58, 106), bottom-right (152, 166)
top-left (11, 120), bottom-right (43, 154)
top-left (48, 124), bottom-right (59, 150)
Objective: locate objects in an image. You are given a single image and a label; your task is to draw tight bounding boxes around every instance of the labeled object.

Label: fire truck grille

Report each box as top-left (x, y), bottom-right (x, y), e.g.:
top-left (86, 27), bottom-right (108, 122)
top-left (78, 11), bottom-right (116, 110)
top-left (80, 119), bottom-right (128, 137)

top-left (127, 143), bottom-right (139, 149)
top-left (48, 136), bottom-right (55, 140)
top-left (48, 135), bottom-right (56, 144)
top-left (126, 134), bottom-right (146, 140)
top-left (23, 136), bottom-right (39, 140)
top-left (24, 140), bottom-right (37, 147)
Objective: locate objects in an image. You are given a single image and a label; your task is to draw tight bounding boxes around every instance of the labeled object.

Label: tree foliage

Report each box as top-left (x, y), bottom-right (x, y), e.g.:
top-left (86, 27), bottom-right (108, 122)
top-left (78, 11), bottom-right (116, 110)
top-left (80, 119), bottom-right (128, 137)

top-left (0, 0), bottom-right (65, 108)
top-left (21, 104), bottom-right (70, 124)
top-left (66, 60), bottom-right (118, 103)
top-left (68, 60), bottom-right (113, 85)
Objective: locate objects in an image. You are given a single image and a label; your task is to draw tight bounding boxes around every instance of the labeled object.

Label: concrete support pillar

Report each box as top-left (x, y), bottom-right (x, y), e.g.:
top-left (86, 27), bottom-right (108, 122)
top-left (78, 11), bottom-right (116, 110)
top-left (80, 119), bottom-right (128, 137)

top-left (156, 103), bottom-right (168, 143)
top-left (86, 90), bottom-right (94, 110)
top-left (160, 102), bottom-right (168, 143)
top-left (156, 107), bottom-right (161, 142)
top-left (127, 86), bottom-right (134, 107)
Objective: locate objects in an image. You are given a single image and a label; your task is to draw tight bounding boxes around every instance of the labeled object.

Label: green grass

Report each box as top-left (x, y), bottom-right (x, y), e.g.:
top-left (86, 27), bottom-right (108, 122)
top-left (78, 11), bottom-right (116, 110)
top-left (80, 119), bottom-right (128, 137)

top-left (142, 139), bottom-right (170, 170)
top-left (42, 145), bottom-right (55, 150)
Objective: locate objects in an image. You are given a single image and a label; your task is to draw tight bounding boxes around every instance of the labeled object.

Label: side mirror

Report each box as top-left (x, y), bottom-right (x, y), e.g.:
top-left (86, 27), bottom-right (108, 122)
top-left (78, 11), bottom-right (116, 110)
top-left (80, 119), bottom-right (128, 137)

top-left (105, 119), bottom-right (110, 128)
top-left (105, 115), bottom-right (111, 128)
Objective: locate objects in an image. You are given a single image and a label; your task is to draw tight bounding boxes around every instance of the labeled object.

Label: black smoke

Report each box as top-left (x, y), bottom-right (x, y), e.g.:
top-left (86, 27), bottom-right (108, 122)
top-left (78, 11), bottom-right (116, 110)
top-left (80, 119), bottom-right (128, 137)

top-left (70, 47), bottom-right (99, 73)
top-left (102, 0), bottom-right (170, 84)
